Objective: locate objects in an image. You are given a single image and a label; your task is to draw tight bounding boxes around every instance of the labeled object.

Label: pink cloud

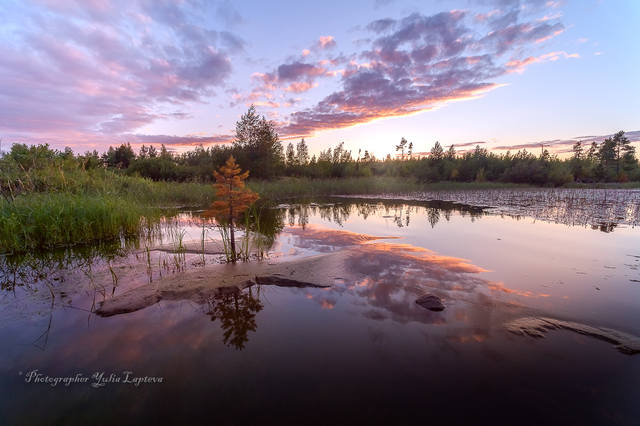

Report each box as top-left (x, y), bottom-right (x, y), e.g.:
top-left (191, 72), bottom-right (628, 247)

top-left (492, 130), bottom-right (640, 152)
top-left (285, 82), bottom-right (318, 93)
top-left (128, 133), bottom-right (233, 146)
top-left (0, 0), bottom-right (240, 146)
top-left (318, 35), bottom-right (336, 49)
top-left (506, 50), bottom-right (578, 73)
top-left (278, 7), bottom-right (568, 138)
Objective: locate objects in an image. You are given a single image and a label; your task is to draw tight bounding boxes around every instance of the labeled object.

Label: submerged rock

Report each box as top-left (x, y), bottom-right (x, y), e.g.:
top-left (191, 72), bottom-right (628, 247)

top-left (415, 294), bottom-right (445, 311)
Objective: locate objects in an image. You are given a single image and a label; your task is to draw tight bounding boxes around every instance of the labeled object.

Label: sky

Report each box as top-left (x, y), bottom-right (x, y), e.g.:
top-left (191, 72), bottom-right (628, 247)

top-left (1, 0), bottom-right (639, 158)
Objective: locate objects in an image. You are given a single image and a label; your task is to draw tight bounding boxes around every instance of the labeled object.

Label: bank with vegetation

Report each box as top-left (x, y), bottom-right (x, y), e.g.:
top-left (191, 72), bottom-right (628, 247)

top-left (1, 107), bottom-right (638, 253)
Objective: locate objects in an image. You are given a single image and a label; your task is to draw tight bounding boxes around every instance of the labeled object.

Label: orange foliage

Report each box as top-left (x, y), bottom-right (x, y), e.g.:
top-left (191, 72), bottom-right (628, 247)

top-left (204, 155), bottom-right (259, 224)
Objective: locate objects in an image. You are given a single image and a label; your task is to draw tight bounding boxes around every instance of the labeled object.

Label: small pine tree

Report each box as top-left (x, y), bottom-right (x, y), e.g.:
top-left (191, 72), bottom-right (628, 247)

top-left (204, 155), bottom-right (259, 262)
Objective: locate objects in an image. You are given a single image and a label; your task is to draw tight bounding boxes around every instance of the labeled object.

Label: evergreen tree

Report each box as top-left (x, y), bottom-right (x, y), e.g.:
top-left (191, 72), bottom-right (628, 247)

top-left (139, 145), bottom-right (148, 159)
top-left (148, 145), bottom-right (157, 158)
top-left (102, 143), bottom-right (135, 168)
top-left (446, 144), bottom-right (456, 160)
top-left (286, 142), bottom-right (296, 166)
top-left (430, 141), bottom-right (444, 160)
top-left (571, 141), bottom-right (584, 180)
top-left (613, 131), bottom-right (634, 174)
top-left (318, 148), bottom-right (332, 162)
top-left (233, 105), bottom-right (284, 178)
top-left (598, 136), bottom-right (617, 177)
top-left (396, 137), bottom-right (407, 160)
top-left (572, 141), bottom-right (583, 160)
top-left (587, 142), bottom-right (598, 161)
top-left (160, 144), bottom-right (172, 159)
top-left (296, 138), bottom-right (309, 165)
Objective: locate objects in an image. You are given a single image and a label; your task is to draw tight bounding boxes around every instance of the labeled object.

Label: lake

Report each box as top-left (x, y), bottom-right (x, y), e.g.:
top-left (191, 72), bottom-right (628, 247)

top-left (1, 190), bottom-right (639, 425)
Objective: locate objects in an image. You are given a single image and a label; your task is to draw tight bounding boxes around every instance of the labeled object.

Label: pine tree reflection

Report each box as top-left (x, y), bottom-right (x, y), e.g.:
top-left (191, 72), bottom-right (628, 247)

top-left (278, 198), bottom-right (485, 231)
top-left (207, 287), bottom-right (263, 350)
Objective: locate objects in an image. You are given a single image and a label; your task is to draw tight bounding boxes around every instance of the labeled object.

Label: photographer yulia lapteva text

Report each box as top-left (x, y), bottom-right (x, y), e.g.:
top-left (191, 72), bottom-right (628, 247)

top-left (20, 370), bottom-right (164, 388)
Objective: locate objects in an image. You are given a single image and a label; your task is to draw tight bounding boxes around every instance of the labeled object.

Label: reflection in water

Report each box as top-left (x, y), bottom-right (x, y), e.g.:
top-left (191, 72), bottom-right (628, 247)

top-left (0, 193), bottom-right (631, 297)
top-left (283, 224), bottom-right (540, 328)
top-left (0, 242), bottom-right (129, 291)
top-left (281, 198), bottom-right (484, 230)
top-left (207, 287), bottom-right (263, 350)
top-left (346, 189), bottom-right (640, 230)
top-left (91, 221), bottom-right (547, 338)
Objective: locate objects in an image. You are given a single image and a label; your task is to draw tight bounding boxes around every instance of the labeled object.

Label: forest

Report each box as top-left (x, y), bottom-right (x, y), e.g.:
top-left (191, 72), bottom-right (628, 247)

top-left (4, 106), bottom-right (633, 188)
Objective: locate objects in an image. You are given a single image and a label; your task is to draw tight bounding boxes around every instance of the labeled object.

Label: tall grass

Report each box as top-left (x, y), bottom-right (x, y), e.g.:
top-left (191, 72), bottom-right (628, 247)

top-left (0, 193), bottom-right (162, 254)
top-left (0, 163), bottom-right (214, 205)
top-left (0, 159), bottom-right (214, 253)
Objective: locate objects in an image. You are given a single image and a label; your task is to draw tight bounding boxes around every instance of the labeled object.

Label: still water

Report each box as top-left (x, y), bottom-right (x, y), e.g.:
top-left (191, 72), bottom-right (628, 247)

top-left (0, 197), bottom-right (639, 425)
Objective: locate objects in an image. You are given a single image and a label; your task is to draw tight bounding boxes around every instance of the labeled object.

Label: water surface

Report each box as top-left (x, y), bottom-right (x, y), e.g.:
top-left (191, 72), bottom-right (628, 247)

top-left (1, 195), bottom-right (639, 425)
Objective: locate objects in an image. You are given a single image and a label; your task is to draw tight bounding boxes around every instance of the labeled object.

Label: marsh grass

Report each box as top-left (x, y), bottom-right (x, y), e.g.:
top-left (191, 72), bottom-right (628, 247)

top-left (248, 177), bottom-right (531, 199)
top-left (0, 160), bottom-right (214, 205)
top-left (172, 228), bottom-right (187, 271)
top-left (0, 160), bottom-right (214, 253)
top-left (216, 225), bottom-right (233, 263)
top-left (0, 193), bottom-right (165, 254)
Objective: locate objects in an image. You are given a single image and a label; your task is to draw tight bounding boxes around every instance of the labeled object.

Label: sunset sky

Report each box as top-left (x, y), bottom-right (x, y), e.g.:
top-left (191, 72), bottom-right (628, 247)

top-left (1, 0), bottom-right (638, 157)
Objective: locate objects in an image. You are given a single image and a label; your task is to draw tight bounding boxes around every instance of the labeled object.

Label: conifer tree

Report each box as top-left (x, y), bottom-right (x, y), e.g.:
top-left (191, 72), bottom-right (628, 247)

top-left (205, 155), bottom-right (259, 262)
top-left (296, 138), bottom-right (309, 165)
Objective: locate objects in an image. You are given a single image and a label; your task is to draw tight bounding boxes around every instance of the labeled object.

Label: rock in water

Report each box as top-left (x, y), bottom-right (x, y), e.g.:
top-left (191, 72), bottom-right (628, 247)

top-left (416, 294), bottom-right (445, 311)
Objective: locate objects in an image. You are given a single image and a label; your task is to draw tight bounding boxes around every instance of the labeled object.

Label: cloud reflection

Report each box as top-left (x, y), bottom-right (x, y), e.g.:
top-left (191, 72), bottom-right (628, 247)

top-left (281, 224), bottom-right (544, 327)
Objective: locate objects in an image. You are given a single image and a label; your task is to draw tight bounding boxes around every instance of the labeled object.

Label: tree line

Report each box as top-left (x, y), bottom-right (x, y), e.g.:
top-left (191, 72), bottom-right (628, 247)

top-left (2, 106), bottom-right (638, 185)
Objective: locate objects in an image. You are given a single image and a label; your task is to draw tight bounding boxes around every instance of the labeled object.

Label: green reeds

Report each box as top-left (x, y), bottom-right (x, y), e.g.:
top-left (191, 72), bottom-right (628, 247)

top-left (0, 193), bottom-right (160, 254)
top-left (217, 225), bottom-right (232, 263)
top-left (172, 228), bottom-right (187, 271)
top-left (200, 221), bottom-right (207, 265)
top-left (1, 159), bottom-right (214, 206)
